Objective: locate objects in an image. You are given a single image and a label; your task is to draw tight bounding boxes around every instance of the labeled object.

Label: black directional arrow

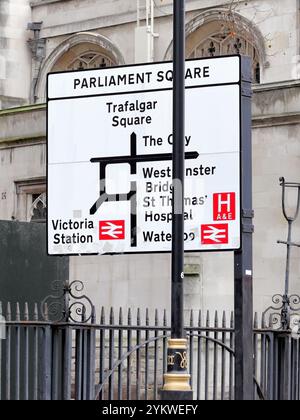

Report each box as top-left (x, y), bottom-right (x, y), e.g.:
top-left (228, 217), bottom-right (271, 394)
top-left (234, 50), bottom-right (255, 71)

top-left (91, 132), bottom-right (199, 165)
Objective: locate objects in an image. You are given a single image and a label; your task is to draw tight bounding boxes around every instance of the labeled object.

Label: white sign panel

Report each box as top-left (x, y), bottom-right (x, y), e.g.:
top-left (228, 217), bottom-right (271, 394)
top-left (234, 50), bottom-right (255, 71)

top-left (47, 56), bottom-right (241, 255)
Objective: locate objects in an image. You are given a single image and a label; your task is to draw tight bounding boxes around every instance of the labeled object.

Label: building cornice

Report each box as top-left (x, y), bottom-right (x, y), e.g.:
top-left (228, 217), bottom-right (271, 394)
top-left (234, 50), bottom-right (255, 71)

top-left (0, 104), bottom-right (46, 147)
top-left (253, 80), bottom-right (300, 93)
top-left (31, 0), bottom-right (238, 38)
top-left (0, 104), bottom-right (46, 117)
top-left (30, 0), bottom-right (225, 9)
top-left (0, 136), bottom-right (45, 150)
top-left (31, 0), bottom-right (70, 5)
top-left (252, 112), bottom-right (300, 128)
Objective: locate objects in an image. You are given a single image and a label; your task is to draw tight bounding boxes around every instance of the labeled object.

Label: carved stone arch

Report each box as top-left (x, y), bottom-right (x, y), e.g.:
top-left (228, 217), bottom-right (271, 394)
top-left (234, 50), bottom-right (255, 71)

top-left (35, 32), bottom-right (125, 102)
top-left (164, 8), bottom-right (267, 67)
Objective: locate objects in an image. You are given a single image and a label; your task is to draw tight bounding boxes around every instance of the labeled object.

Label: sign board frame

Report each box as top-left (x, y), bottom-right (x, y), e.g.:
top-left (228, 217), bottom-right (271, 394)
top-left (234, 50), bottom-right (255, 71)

top-left (46, 55), bottom-right (245, 257)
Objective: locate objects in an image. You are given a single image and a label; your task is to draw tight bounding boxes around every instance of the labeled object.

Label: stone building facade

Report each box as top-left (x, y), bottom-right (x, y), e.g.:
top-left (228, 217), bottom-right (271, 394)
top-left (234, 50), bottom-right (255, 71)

top-left (0, 0), bottom-right (300, 318)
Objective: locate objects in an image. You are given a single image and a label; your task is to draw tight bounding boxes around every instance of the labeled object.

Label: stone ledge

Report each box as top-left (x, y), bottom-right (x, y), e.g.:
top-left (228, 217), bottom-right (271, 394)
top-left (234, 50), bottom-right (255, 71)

top-left (0, 104), bottom-right (46, 117)
top-left (0, 136), bottom-right (45, 149)
top-left (31, 0), bottom-right (210, 38)
top-left (253, 80), bottom-right (300, 93)
top-left (253, 79), bottom-right (300, 93)
top-left (253, 81), bottom-right (300, 117)
top-left (0, 105), bottom-right (46, 144)
top-left (39, 13), bottom-right (141, 39)
top-left (31, 0), bottom-right (72, 6)
top-left (252, 112), bottom-right (300, 128)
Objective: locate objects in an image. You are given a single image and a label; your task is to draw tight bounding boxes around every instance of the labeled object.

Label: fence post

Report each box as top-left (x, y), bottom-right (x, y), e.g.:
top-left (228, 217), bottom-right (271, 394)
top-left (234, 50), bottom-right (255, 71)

top-left (277, 334), bottom-right (292, 400)
top-left (62, 326), bottom-right (72, 400)
top-left (86, 308), bottom-right (96, 400)
top-left (39, 326), bottom-right (52, 400)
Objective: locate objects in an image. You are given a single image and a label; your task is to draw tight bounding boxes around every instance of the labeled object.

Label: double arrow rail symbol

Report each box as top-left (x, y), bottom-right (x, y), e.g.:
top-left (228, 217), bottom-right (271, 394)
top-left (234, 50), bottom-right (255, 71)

top-left (202, 225), bottom-right (228, 244)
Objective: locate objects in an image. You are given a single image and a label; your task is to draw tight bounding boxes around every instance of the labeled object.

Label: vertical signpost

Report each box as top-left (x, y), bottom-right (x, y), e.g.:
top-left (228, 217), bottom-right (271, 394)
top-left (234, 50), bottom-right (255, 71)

top-left (234, 56), bottom-right (254, 400)
top-left (161, 0), bottom-right (193, 400)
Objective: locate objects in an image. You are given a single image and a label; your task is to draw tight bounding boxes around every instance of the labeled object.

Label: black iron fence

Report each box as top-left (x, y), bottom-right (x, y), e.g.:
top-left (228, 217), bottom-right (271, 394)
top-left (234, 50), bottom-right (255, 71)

top-left (0, 292), bottom-right (299, 401)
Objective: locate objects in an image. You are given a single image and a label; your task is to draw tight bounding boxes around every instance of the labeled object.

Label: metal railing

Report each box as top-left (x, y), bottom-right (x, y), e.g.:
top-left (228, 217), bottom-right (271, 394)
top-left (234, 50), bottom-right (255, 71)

top-left (0, 294), bottom-right (299, 400)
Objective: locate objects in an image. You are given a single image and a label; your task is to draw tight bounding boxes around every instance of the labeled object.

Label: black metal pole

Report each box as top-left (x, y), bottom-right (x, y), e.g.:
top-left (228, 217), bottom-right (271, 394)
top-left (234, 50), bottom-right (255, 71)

top-left (284, 220), bottom-right (292, 296)
top-left (171, 0), bottom-right (185, 340)
top-left (234, 56), bottom-right (254, 400)
top-left (161, 0), bottom-right (192, 400)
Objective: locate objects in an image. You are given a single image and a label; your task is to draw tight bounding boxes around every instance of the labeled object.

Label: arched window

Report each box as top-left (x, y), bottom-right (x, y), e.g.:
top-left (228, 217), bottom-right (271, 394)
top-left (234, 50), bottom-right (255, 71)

top-left (51, 42), bottom-right (118, 73)
top-left (30, 192), bottom-right (47, 223)
top-left (165, 10), bottom-right (266, 85)
top-left (14, 179), bottom-right (46, 223)
top-left (188, 32), bottom-right (261, 83)
top-left (67, 51), bottom-right (114, 71)
top-left (35, 33), bottom-right (125, 102)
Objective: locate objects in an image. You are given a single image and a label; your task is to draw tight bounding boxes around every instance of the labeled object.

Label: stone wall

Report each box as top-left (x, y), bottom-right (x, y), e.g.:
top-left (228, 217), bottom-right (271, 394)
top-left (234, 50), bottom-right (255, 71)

top-left (0, 0), bottom-right (299, 316)
top-left (0, 0), bottom-right (31, 109)
top-left (0, 105), bottom-right (46, 220)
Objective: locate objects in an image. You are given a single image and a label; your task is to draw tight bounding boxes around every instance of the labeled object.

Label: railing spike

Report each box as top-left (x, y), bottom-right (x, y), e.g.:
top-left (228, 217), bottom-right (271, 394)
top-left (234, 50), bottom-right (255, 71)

top-left (24, 302), bottom-right (29, 321)
top-left (262, 312), bottom-right (266, 329)
top-left (44, 303), bottom-right (49, 322)
top-left (206, 310), bottom-right (210, 328)
top-left (16, 302), bottom-right (20, 321)
top-left (254, 312), bottom-right (258, 329)
top-left (100, 306), bottom-right (105, 325)
top-left (198, 310), bottom-right (202, 327)
top-left (190, 310), bottom-right (194, 327)
top-left (146, 308), bottom-right (149, 326)
top-left (110, 307), bottom-right (114, 325)
top-left (6, 302), bottom-right (11, 321)
top-left (119, 307), bottom-right (123, 325)
top-left (91, 305), bottom-right (96, 324)
top-left (214, 310), bottom-right (219, 327)
top-left (230, 311), bottom-right (234, 329)
top-left (137, 308), bottom-right (141, 326)
top-left (163, 309), bottom-right (167, 327)
top-left (128, 308), bottom-right (132, 325)
top-left (33, 303), bottom-right (38, 321)
top-left (222, 311), bottom-right (226, 328)
top-left (155, 309), bottom-right (158, 326)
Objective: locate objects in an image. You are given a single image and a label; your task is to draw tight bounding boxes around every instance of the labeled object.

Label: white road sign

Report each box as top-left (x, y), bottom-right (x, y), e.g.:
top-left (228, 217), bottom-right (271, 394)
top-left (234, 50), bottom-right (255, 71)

top-left (47, 56), bottom-right (242, 255)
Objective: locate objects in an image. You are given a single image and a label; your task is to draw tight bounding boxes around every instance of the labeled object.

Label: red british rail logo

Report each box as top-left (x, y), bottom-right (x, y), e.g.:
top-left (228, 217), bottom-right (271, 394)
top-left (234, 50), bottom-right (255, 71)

top-left (99, 221), bottom-right (125, 240)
